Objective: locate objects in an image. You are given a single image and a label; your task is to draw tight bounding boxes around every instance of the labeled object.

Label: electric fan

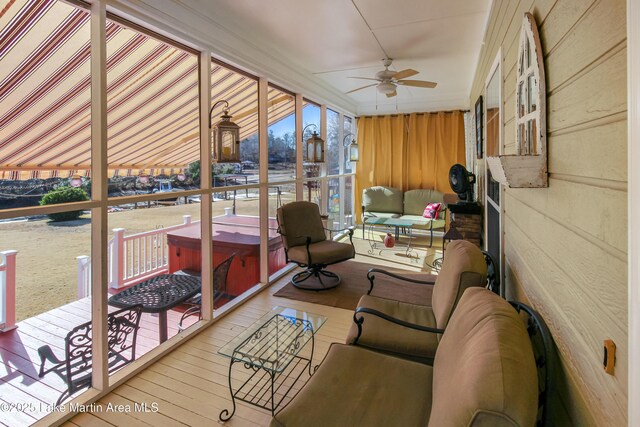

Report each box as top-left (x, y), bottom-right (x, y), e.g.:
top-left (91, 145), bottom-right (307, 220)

top-left (449, 164), bottom-right (476, 203)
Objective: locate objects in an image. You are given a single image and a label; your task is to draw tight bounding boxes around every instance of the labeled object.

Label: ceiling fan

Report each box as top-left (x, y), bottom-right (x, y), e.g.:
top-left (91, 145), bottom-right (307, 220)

top-left (346, 58), bottom-right (437, 98)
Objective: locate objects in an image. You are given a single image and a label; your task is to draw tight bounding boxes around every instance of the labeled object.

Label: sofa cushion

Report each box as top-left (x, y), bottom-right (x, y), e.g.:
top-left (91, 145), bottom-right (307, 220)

top-left (363, 211), bottom-right (401, 220)
top-left (363, 186), bottom-right (404, 214)
top-left (271, 344), bottom-right (433, 427)
top-left (345, 294), bottom-right (439, 363)
top-left (403, 189), bottom-right (444, 216)
top-left (432, 240), bottom-right (487, 330)
top-left (429, 288), bottom-right (538, 427)
top-left (423, 202), bottom-right (442, 219)
top-left (399, 214), bottom-right (446, 231)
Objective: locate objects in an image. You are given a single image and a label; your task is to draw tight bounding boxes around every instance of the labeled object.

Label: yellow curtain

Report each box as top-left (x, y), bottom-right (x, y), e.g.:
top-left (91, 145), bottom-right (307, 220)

top-left (355, 111), bottom-right (466, 223)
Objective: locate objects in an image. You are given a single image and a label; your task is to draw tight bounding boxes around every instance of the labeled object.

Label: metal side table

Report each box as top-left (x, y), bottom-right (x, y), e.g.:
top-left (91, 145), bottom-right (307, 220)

top-left (218, 307), bottom-right (327, 420)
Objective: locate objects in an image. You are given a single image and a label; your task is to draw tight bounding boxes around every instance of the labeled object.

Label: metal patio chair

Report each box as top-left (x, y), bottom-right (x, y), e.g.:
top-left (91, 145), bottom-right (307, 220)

top-left (37, 305), bottom-right (142, 406)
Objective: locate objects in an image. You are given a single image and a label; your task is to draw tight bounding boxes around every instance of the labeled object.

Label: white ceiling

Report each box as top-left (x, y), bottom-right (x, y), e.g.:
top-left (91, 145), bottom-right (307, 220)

top-left (185, 0), bottom-right (492, 116)
top-left (114, 0), bottom-right (492, 116)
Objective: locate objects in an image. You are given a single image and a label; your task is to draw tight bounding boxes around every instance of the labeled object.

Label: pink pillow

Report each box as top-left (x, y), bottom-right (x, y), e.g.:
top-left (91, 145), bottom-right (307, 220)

top-left (423, 203), bottom-right (442, 219)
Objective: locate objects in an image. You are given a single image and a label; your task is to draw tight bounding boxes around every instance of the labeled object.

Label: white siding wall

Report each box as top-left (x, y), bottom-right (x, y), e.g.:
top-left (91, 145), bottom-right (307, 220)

top-left (470, 1), bottom-right (627, 425)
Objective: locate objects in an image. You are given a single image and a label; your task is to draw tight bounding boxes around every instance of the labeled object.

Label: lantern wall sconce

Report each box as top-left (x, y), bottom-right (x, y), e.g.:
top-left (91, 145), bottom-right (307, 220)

top-left (302, 123), bottom-right (324, 163)
top-left (343, 132), bottom-right (359, 162)
top-left (69, 174), bottom-right (83, 188)
top-left (210, 99), bottom-right (241, 163)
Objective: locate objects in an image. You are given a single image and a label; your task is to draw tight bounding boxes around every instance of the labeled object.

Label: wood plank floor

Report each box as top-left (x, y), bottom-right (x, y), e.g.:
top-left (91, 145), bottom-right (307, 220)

top-left (0, 298), bottom-right (198, 427)
top-left (66, 270), bottom-right (355, 427)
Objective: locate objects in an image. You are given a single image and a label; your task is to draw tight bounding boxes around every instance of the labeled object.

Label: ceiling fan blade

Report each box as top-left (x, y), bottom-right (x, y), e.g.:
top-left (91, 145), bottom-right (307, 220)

top-left (397, 79), bottom-right (437, 88)
top-left (392, 69), bottom-right (419, 80)
top-left (347, 76), bottom-right (380, 81)
top-left (345, 83), bottom-right (377, 94)
top-left (385, 90), bottom-right (397, 98)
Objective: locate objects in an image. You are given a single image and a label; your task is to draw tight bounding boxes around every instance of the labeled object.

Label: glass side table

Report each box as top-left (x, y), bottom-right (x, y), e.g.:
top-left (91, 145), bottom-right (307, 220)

top-left (364, 216), bottom-right (427, 257)
top-left (218, 306), bottom-right (327, 420)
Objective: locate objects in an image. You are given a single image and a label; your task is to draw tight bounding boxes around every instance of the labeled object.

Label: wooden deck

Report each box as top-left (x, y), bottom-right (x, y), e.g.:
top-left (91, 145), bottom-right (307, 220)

top-left (61, 271), bottom-right (354, 427)
top-left (0, 297), bottom-right (198, 426)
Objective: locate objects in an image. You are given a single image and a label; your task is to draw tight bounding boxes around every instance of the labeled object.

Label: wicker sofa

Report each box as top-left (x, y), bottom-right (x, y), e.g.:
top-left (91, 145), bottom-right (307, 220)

top-left (362, 186), bottom-right (446, 246)
top-left (270, 287), bottom-right (539, 427)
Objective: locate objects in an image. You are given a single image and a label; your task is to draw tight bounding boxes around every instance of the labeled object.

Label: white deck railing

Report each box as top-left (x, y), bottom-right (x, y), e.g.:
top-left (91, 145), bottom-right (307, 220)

top-left (76, 255), bottom-right (91, 299)
top-left (0, 250), bottom-right (18, 332)
top-left (76, 215), bottom-right (195, 293)
top-left (108, 215), bottom-right (193, 289)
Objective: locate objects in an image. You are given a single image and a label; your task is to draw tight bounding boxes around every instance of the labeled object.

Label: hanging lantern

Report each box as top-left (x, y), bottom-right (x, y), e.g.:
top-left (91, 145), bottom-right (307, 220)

top-left (176, 170), bottom-right (186, 181)
top-left (303, 124), bottom-right (324, 163)
top-left (210, 100), bottom-right (241, 163)
top-left (344, 133), bottom-right (359, 162)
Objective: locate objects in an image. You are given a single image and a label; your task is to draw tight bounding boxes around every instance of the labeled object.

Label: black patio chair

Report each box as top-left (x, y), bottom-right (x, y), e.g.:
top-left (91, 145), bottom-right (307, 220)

top-left (482, 250), bottom-right (500, 295)
top-left (37, 305), bottom-right (142, 406)
top-left (509, 301), bottom-right (554, 427)
top-left (177, 253), bottom-right (235, 330)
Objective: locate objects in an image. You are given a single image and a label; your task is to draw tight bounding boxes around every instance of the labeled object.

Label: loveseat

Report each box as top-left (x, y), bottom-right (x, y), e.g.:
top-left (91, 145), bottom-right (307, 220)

top-left (362, 186), bottom-right (446, 246)
top-left (270, 287), bottom-right (539, 427)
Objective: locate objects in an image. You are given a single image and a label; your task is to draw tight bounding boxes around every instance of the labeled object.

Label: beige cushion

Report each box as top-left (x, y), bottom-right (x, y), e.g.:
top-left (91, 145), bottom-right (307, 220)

top-left (399, 214), bottom-right (446, 230)
top-left (432, 239), bottom-right (487, 330)
top-left (429, 288), bottom-right (538, 427)
top-left (345, 294), bottom-right (438, 363)
top-left (363, 211), bottom-right (401, 220)
top-left (347, 239), bottom-right (486, 362)
top-left (286, 240), bottom-right (355, 265)
top-left (270, 344), bottom-right (433, 427)
top-left (403, 189), bottom-right (444, 215)
top-left (277, 201), bottom-right (326, 248)
top-left (362, 186), bottom-right (403, 213)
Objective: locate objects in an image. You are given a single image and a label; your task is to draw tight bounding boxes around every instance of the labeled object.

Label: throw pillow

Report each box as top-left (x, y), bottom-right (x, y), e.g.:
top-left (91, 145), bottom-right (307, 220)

top-left (423, 202), bottom-right (442, 219)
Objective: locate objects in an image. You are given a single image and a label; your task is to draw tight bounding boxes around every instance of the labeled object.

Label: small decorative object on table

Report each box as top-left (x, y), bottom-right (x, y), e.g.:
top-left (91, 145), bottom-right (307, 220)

top-left (384, 233), bottom-right (395, 248)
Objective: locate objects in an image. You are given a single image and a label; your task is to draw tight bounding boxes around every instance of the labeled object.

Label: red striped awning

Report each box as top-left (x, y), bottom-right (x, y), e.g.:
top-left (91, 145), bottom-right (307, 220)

top-left (0, 0), bottom-right (295, 179)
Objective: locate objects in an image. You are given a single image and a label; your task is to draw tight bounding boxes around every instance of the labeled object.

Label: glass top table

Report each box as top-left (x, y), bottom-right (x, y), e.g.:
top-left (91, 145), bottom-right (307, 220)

top-left (363, 216), bottom-right (428, 227)
top-left (363, 216), bottom-right (428, 257)
top-left (218, 306), bottom-right (327, 420)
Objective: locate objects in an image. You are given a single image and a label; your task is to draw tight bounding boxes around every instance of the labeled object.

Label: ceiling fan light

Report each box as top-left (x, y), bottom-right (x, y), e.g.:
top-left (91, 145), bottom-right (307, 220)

top-left (377, 82), bottom-right (396, 95)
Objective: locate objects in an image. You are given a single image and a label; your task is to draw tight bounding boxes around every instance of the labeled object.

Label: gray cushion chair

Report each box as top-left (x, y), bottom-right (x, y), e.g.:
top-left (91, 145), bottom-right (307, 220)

top-left (277, 201), bottom-right (355, 290)
top-left (270, 288), bottom-right (540, 427)
top-left (345, 239), bottom-right (487, 363)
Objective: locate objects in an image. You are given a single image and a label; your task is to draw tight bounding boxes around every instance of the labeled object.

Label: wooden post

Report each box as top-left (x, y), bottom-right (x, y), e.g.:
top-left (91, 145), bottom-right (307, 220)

top-left (90, 0), bottom-right (109, 393)
top-left (77, 255), bottom-right (91, 299)
top-left (110, 228), bottom-right (125, 289)
top-left (0, 250), bottom-right (18, 332)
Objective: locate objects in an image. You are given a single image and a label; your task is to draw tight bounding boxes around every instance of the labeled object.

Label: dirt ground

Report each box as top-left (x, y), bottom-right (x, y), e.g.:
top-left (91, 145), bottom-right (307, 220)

top-left (1, 192), bottom-right (439, 322)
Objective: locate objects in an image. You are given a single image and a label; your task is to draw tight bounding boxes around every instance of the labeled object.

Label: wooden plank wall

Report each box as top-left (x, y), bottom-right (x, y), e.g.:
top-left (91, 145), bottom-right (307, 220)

top-left (469, 0), bottom-right (627, 425)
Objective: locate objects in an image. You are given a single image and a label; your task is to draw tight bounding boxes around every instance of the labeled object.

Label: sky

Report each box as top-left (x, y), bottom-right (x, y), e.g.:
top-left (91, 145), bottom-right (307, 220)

top-left (267, 104), bottom-right (321, 137)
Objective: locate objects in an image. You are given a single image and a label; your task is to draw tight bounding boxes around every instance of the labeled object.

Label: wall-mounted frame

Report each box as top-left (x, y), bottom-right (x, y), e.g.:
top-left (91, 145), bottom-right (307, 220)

top-left (475, 95), bottom-right (483, 159)
top-left (486, 12), bottom-right (548, 188)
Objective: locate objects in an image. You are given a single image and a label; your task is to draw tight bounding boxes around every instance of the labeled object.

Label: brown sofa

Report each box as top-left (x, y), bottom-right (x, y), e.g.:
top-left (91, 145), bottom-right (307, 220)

top-left (345, 239), bottom-right (487, 363)
top-left (270, 288), bottom-right (539, 427)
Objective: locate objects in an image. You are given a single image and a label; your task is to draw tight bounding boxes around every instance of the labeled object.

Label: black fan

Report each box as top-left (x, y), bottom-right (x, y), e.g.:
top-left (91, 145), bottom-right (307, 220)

top-left (449, 164), bottom-right (476, 202)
